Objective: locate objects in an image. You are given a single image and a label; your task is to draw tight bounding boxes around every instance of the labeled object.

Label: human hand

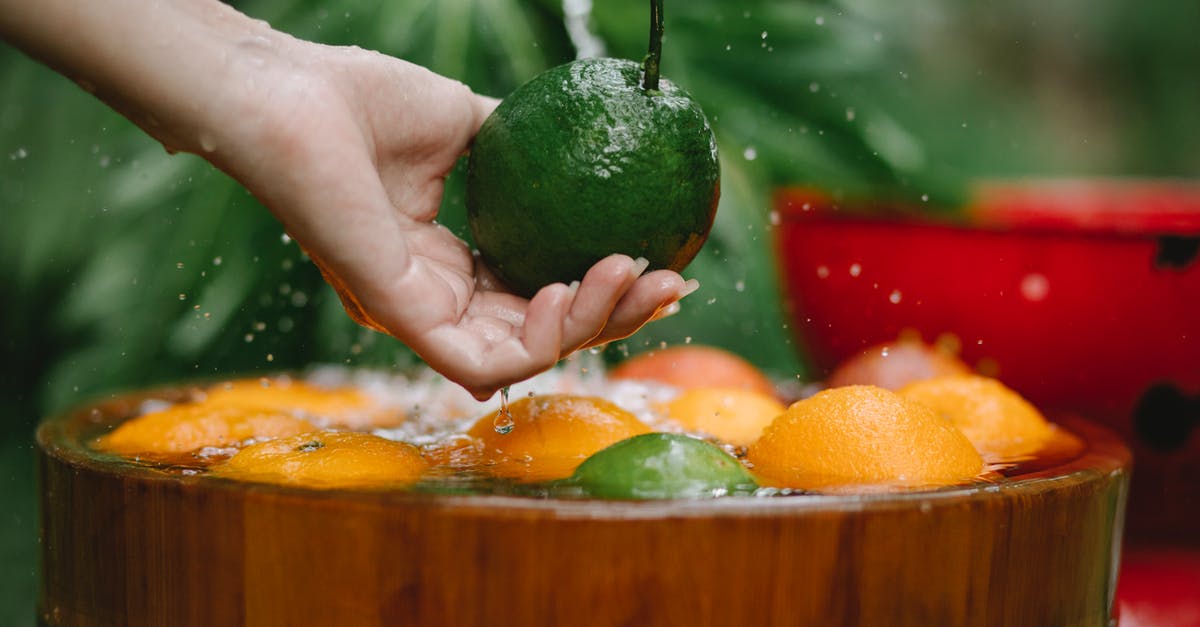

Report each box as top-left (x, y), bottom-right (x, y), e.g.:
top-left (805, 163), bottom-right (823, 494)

top-left (209, 41), bottom-right (694, 399)
top-left (0, 0), bottom-right (696, 399)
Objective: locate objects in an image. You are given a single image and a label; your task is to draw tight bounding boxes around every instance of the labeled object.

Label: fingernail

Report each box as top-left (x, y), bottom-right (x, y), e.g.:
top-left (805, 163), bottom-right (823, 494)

top-left (567, 280), bottom-right (581, 296)
top-left (652, 301), bottom-right (681, 320)
top-left (630, 257), bottom-right (650, 278)
top-left (678, 278), bottom-right (701, 298)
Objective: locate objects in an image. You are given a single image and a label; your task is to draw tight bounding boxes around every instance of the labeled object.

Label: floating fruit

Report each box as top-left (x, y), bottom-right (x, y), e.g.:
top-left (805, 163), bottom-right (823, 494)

top-left (215, 431), bottom-right (426, 489)
top-left (610, 345), bottom-right (776, 397)
top-left (899, 375), bottom-right (1053, 459)
top-left (96, 403), bottom-right (314, 457)
top-left (826, 338), bottom-right (971, 390)
top-left (659, 387), bottom-right (784, 446)
top-left (747, 385), bottom-right (983, 490)
top-left (570, 432), bottom-right (757, 499)
top-left (466, 394), bottom-right (651, 481)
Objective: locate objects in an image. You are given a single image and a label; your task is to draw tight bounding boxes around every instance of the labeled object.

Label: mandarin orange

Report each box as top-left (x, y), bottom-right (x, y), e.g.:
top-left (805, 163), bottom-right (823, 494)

top-left (465, 394), bottom-right (652, 482)
top-left (96, 403), bottom-right (314, 457)
top-left (659, 387), bottom-right (785, 447)
top-left (215, 431), bottom-right (427, 488)
top-left (747, 385), bottom-right (983, 490)
top-left (201, 377), bottom-right (402, 429)
top-left (609, 345), bottom-right (776, 397)
top-left (899, 375), bottom-right (1054, 459)
top-left (826, 338), bottom-right (971, 390)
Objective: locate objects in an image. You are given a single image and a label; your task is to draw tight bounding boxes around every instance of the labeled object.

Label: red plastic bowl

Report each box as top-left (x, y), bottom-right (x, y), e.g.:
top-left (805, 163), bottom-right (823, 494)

top-left (774, 179), bottom-right (1200, 542)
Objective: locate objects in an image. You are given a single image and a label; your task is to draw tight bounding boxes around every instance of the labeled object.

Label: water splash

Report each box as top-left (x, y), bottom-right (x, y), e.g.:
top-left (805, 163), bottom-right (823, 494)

top-left (493, 386), bottom-right (515, 434)
top-left (563, 0), bottom-right (606, 60)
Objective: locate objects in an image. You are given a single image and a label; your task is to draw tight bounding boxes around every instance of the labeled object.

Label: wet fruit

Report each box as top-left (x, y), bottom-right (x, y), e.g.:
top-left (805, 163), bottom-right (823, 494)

top-left (466, 394), bottom-right (651, 481)
top-left (570, 433), bottom-right (757, 499)
top-left (659, 387), bottom-right (785, 446)
top-left (610, 345), bottom-right (776, 396)
top-left (201, 377), bottom-right (403, 429)
top-left (215, 431), bottom-right (427, 489)
top-left (96, 403), bottom-right (314, 457)
top-left (826, 338), bottom-right (971, 390)
top-left (899, 375), bottom-right (1054, 459)
top-left (747, 385), bottom-right (983, 490)
top-left (465, 1), bottom-right (718, 297)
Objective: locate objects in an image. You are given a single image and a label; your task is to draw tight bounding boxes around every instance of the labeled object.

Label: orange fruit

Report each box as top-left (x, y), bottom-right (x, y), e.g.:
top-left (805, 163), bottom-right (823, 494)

top-left (899, 375), bottom-right (1053, 459)
top-left (609, 345), bottom-right (776, 397)
top-left (747, 385), bottom-right (983, 490)
top-left (659, 387), bottom-right (785, 447)
top-left (827, 338), bottom-right (971, 390)
top-left (465, 394), bottom-right (652, 482)
top-left (214, 431), bottom-right (427, 489)
top-left (96, 403), bottom-right (315, 457)
top-left (201, 377), bottom-right (403, 429)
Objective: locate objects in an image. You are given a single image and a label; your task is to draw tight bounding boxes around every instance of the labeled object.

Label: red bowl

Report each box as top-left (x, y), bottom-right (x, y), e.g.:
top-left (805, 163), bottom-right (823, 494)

top-left (774, 179), bottom-right (1200, 543)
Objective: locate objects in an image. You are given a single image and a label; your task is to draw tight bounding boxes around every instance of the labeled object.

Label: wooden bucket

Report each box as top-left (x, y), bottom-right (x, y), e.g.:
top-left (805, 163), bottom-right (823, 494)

top-left (38, 390), bottom-right (1129, 627)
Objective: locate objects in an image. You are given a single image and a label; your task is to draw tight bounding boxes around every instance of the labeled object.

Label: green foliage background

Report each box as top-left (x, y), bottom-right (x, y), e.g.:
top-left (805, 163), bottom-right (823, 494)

top-left (2, 0), bottom-right (1198, 622)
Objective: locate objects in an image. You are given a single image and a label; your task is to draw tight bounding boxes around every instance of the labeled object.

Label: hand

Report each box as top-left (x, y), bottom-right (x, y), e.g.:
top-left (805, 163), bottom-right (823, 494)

top-left (209, 42), bottom-right (695, 399)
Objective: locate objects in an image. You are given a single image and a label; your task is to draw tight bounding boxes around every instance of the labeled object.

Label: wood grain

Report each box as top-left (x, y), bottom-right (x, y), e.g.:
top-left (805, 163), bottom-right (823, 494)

top-left (38, 393), bottom-right (1129, 627)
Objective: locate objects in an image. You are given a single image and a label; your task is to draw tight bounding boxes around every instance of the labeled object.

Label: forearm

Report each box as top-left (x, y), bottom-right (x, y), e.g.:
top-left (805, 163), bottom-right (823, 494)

top-left (0, 0), bottom-right (288, 155)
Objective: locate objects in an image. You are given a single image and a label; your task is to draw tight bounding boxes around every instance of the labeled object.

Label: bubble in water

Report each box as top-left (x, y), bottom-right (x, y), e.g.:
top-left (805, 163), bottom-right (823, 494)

top-left (742, 146), bottom-right (757, 161)
top-left (493, 386), bottom-right (515, 434)
top-left (889, 289), bottom-right (902, 304)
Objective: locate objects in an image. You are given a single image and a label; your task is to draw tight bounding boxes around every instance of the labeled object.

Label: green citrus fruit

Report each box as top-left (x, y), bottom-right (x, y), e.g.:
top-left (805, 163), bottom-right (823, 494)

top-left (466, 57), bottom-right (720, 298)
top-left (569, 432), bottom-right (756, 499)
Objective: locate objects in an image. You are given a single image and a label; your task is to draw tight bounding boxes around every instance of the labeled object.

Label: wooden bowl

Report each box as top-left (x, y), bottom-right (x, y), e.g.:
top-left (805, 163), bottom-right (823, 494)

top-left (39, 388), bottom-right (1129, 627)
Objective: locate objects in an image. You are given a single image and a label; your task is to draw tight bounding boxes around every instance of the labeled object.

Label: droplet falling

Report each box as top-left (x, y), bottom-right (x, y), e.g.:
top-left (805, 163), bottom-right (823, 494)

top-left (493, 386), bottom-right (515, 434)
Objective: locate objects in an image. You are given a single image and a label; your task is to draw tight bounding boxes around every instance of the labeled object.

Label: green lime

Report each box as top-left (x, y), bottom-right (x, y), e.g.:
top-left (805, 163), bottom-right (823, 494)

top-left (569, 432), bottom-right (757, 499)
top-left (466, 56), bottom-right (720, 297)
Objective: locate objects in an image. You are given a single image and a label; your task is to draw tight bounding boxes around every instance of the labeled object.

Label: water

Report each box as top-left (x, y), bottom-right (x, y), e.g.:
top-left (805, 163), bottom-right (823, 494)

top-left (492, 386), bottom-right (515, 434)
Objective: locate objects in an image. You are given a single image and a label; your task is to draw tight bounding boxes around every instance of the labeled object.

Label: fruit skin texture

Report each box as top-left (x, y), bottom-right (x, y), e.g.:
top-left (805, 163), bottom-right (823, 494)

top-left (899, 375), bottom-right (1054, 459)
top-left (466, 394), bottom-right (652, 482)
top-left (570, 433), bottom-right (757, 499)
top-left (96, 403), bottom-right (314, 457)
top-left (747, 385), bottom-right (983, 490)
top-left (215, 431), bottom-right (427, 489)
top-left (660, 387), bottom-right (785, 447)
top-left (467, 57), bottom-right (720, 297)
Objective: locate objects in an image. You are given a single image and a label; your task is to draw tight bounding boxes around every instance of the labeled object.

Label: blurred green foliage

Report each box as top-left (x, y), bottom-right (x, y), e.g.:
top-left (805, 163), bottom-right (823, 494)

top-left (2, 0), bottom-right (1198, 623)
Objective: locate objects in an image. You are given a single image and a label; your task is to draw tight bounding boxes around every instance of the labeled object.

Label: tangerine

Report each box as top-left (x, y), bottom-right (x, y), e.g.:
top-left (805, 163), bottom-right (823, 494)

top-left (747, 385), bottom-right (983, 490)
top-left (215, 431), bottom-right (427, 489)
top-left (659, 387), bottom-right (785, 447)
top-left (609, 345), bottom-right (776, 397)
top-left (96, 403), bottom-right (314, 457)
top-left (899, 375), bottom-right (1054, 459)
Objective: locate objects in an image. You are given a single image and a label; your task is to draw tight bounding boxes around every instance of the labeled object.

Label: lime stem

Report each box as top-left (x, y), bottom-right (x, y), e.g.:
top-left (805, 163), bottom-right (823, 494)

top-left (642, 0), bottom-right (663, 91)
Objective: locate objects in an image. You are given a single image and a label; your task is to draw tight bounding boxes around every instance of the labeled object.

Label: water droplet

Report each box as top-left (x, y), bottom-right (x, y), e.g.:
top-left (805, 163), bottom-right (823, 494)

top-left (198, 133), bottom-right (217, 153)
top-left (735, 280), bottom-right (746, 292)
top-left (845, 108), bottom-right (856, 122)
top-left (253, 321), bottom-right (266, 332)
top-left (266, 353), bottom-right (274, 362)
top-left (176, 262), bottom-right (184, 269)
top-left (213, 256), bottom-right (222, 266)
top-left (881, 347), bottom-right (890, 357)
top-left (9, 147), bottom-right (28, 160)
top-left (493, 386), bottom-right (515, 434)
top-left (808, 82), bottom-right (820, 93)
top-left (921, 194), bottom-right (930, 202)
top-left (889, 289), bottom-right (902, 304)
top-left (742, 146), bottom-right (757, 161)
top-left (816, 265), bottom-right (830, 279)
top-left (724, 44), bottom-right (731, 51)
top-left (1020, 273), bottom-right (1050, 301)
top-left (761, 31), bottom-right (768, 39)
top-left (178, 293), bottom-right (186, 300)
top-left (244, 333), bottom-right (255, 342)
top-left (815, 16), bottom-right (825, 25)
top-left (280, 233), bottom-right (292, 245)
top-left (873, 32), bottom-right (883, 42)
top-left (849, 263), bottom-right (862, 277)
top-left (684, 336), bottom-right (693, 344)
top-left (768, 210), bottom-right (781, 225)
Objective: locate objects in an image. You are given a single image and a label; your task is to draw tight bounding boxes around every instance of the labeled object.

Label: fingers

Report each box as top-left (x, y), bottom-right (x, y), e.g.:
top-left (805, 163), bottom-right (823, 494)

top-left (583, 274), bottom-right (697, 349)
top-left (558, 255), bottom-right (648, 353)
